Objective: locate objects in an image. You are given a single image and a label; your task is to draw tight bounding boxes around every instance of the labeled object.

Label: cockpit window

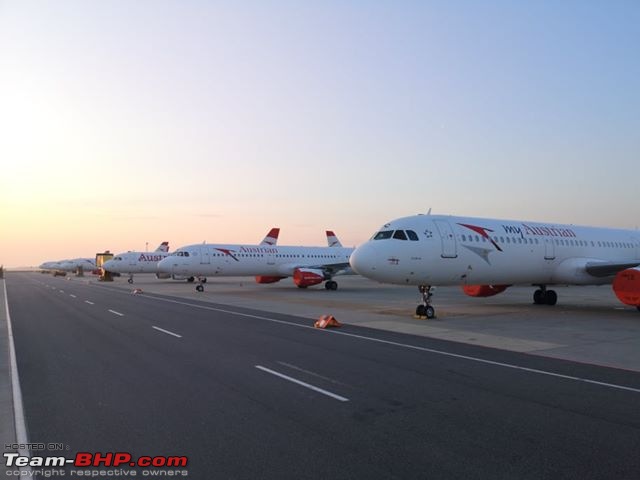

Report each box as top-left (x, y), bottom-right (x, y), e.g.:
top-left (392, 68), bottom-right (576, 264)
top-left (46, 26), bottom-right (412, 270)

top-left (393, 230), bottom-right (408, 240)
top-left (176, 251), bottom-right (190, 257)
top-left (406, 230), bottom-right (419, 241)
top-left (373, 230), bottom-right (394, 240)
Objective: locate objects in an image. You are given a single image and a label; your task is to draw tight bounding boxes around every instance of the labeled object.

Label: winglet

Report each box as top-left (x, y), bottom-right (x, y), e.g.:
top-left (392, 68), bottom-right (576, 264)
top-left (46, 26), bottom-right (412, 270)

top-left (260, 228), bottom-right (280, 246)
top-left (326, 230), bottom-right (343, 247)
top-left (155, 242), bottom-right (170, 253)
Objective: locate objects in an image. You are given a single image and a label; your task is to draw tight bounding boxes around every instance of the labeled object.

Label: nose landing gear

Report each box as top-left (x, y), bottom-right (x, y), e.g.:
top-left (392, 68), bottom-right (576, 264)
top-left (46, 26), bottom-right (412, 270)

top-left (195, 276), bottom-right (207, 292)
top-left (127, 274), bottom-right (134, 284)
top-left (415, 285), bottom-right (436, 319)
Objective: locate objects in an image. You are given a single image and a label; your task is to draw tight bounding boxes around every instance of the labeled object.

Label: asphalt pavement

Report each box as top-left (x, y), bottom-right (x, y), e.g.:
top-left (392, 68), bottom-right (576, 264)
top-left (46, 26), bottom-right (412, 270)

top-left (4, 272), bottom-right (640, 479)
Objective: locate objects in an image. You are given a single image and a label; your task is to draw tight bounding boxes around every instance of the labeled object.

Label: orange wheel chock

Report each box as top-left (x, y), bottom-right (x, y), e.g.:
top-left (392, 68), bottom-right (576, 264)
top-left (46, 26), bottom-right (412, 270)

top-left (314, 315), bottom-right (342, 329)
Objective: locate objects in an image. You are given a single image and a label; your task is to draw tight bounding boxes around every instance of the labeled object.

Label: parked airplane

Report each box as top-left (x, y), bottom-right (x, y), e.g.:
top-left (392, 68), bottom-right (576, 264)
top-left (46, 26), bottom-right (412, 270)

top-left (349, 213), bottom-right (640, 318)
top-left (102, 242), bottom-right (171, 283)
top-left (103, 229), bottom-right (282, 284)
top-left (59, 258), bottom-right (98, 273)
top-left (157, 230), bottom-right (353, 292)
top-left (39, 258), bottom-right (97, 274)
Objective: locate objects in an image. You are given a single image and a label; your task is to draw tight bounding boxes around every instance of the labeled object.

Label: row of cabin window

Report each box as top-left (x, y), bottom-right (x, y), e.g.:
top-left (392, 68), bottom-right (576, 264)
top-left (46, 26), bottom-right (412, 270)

top-left (460, 234), bottom-right (636, 249)
top-left (209, 253), bottom-right (340, 258)
top-left (175, 251), bottom-right (341, 259)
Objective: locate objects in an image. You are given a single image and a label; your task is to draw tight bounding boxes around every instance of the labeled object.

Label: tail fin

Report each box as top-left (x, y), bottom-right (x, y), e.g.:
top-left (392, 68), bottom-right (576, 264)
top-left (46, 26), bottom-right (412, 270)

top-left (260, 228), bottom-right (280, 246)
top-left (326, 230), bottom-right (342, 247)
top-left (155, 241), bottom-right (170, 253)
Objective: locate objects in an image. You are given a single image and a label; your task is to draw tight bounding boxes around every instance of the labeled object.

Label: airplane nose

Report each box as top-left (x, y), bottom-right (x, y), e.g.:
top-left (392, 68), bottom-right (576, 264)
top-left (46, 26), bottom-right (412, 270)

top-left (349, 242), bottom-right (379, 277)
top-left (157, 258), bottom-right (172, 273)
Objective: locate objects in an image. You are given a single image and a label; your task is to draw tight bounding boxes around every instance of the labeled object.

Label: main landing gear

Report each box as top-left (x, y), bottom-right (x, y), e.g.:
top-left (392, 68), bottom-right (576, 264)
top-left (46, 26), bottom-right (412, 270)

top-left (533, 285), bottom-right (557, 305)
top-left (325, 280), bottom-right (338, 291)
top-left (195, 277), bottom-right (207, 292)
top-left (127, 274), bottom-right (134, 284)
top-left (415, 285), bottom-right (436, 319)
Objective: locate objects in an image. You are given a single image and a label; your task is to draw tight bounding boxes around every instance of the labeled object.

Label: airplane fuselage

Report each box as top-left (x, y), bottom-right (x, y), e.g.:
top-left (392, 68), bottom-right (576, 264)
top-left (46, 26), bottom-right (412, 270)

top-left (103, 251), bottom-right (169, 274)
top-left (158, 244), bottom-right (353, 278)
top-left (350, 214), bottom-right (640, 287)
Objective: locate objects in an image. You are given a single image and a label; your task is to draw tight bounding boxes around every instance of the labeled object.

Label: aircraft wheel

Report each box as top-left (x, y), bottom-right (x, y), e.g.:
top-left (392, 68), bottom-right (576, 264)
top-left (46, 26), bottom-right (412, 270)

top-left (297, 285), bottom-right (308, 289)
top-left (187, 277), bottom-right (195, 283)
top-left (127, 278), bottom-right (133, 284)
top-left (196, 285), bottom-right (204, 292)
top-left (425, 306), bottom-right (436, 319)
top-left (533, 289), bottom-right (544, 305)
top-left (637, 306), bottom-right (640, 312)
top-left (545, 290), bottom-right (558, 305)
top-left (416, 305), bottom-right (426, 316)
top-left (202, 278), bottom-right (207, 283)
top-left (325, 281), bottom-right (338, 290)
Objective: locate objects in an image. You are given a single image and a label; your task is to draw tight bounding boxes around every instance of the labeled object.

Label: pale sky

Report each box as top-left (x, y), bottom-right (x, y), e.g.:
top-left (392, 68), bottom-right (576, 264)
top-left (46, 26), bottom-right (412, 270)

top-left (1, 1), bottom-right (639, 267)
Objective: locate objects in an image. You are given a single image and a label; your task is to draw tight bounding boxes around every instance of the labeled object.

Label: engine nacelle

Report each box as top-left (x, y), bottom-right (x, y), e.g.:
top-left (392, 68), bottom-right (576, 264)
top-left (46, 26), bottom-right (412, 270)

top-left (293, 268), bottom-right (325, 288)
top-left (462, 284), bottom-right (510, 297)
top-left (155, 273), bottom-right (171, 279)
top-left (613, 268), bottom-right (640, 306)
top-left (255, 275), bottom-right (286, 284)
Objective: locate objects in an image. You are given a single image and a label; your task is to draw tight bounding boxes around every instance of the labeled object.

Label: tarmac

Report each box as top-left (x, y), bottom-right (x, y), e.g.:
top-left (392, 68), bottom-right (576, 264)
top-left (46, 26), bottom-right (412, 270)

top-left (90, 272), bottom-right (640, 371)
top-left (2, 270), bottom-right (640, 475)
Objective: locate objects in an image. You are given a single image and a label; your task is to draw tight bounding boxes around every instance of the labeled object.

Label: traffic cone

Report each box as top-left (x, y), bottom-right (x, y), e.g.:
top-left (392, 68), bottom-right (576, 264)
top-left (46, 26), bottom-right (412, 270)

top-left (314, 315), bottom-right (342, 329)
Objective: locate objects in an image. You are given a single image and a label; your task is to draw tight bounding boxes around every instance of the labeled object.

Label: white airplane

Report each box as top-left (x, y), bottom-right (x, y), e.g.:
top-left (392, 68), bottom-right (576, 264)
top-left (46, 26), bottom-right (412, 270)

top-left (39, 260), bottom-right (67, 273)
top-left (157, 230), bottom-right (353, 292)
top-left (58, 258), bottom-right (97, 273)
top-left (103, 229), bottom-right (282, 284)
top-left (102, 242), bottom-right (171, 283)
top-left (349, 213), bottom-right (640, 318)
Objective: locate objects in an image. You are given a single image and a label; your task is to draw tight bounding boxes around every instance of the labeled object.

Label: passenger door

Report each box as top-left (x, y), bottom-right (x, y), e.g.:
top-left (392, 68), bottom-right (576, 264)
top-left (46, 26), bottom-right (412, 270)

top-left (434, 220), bottom-right (457, 258)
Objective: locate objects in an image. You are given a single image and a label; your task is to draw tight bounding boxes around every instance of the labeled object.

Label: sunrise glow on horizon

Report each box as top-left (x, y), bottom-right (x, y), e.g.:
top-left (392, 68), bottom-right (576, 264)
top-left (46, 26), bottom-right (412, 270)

top-left (1, 1), bottom-right (639, 267)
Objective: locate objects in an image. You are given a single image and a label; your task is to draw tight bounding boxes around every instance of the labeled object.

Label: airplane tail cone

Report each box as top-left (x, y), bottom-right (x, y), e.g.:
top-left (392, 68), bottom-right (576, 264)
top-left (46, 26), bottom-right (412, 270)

top-left (314, 315), bottom-right (342, 329)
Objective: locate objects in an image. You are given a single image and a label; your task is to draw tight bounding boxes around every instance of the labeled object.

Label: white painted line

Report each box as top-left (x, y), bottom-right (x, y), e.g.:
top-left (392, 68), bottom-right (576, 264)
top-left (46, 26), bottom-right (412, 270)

top-left (84, 300), bottom-right (94, 305)
top-left (152, 326), bottom-right (182, 338)
top-left (3, 280), bottom-right (33, 472)
top-left (255, 365), bottom-right (349, 402)
top-left (108, 309), bottom-right (124, 316)
top-left (69, 294), bottom-right (76, 298)
top-left (138, 294), bottom-right (640, 395)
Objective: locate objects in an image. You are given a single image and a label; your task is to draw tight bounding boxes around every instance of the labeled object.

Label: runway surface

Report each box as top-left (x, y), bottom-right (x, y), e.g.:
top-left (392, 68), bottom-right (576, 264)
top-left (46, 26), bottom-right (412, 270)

top-left (6, 272), bottom-right (640, 479)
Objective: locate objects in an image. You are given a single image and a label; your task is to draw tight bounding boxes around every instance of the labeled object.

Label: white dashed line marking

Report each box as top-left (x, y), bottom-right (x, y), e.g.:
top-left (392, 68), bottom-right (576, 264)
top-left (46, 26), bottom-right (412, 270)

top-left (152, 326), bottom-right (182, 338)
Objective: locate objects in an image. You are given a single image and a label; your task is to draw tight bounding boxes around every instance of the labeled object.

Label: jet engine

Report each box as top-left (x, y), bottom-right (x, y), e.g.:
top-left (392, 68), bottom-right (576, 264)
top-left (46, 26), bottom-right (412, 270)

top-left (612, 268), bottom-right (640, 307)
top-left (255, 275), bottom-right (286, 284)
top-left (462, 284), bottom-right (510, 297)
top-left (293, 268), bottom-right (325, 288)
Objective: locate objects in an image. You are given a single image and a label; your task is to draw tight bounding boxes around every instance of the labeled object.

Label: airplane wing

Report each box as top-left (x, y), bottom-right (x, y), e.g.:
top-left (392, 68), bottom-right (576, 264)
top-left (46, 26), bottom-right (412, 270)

top-left (277, 261), bottom-right (352, 277)
top-left (585, 261), bottom-right (640, 277)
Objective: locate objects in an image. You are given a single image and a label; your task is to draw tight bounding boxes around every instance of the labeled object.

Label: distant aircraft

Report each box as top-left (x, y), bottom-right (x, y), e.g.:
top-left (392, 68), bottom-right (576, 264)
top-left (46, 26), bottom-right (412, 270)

top-left (349, 213), bottom-right (640, 318)
top-left (157, 231), bottom-right (353, 292)
top-left (39, 258), bottom-right (97, 274)
top-left (103, 229), bottom-right (282, 284)
top-left (58, 258), bottom-right (98, 273)
top-left (102, 242), bottom-right (171, 284)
